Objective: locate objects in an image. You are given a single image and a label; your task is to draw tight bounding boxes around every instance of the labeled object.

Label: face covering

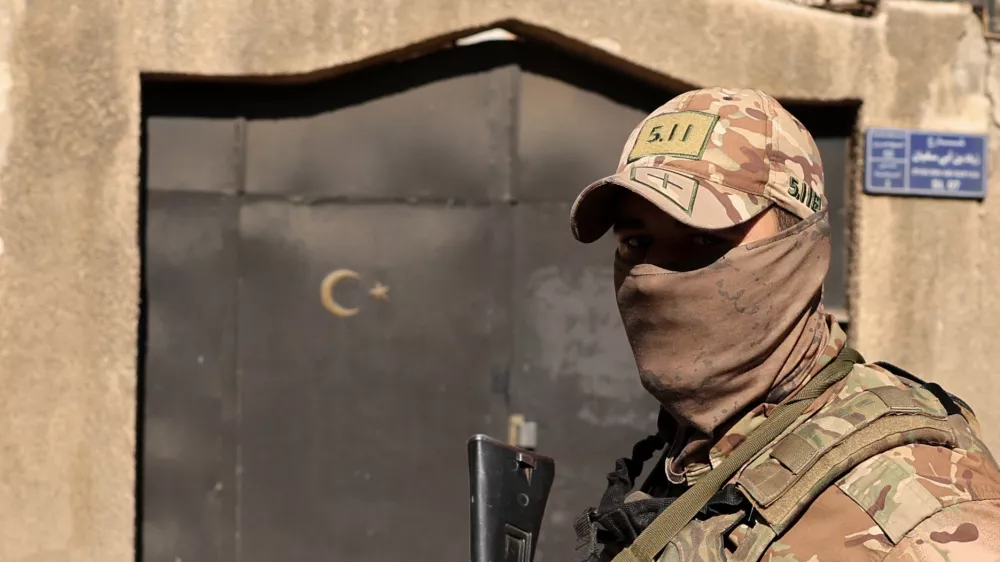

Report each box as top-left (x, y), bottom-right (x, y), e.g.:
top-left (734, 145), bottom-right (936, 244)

top-left (615, 210), bottom-right (832, 438)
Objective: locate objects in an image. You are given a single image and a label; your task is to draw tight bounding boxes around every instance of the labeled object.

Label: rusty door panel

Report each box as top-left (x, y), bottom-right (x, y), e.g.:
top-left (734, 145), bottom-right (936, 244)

top-left (235, 201), bottom-right (508, 562)
top-left (144, 116), bottom-right (244, 194)
top-left (243, 57), bottom-right (517, 203)
top-left (141, 191), bottom-right (239, 562)
top-left (507, 202), bottom-right (662, 558)
top-left (512, 59), bottom-right (668, 559)
top-left (516, 68), bottom-right (664, 203)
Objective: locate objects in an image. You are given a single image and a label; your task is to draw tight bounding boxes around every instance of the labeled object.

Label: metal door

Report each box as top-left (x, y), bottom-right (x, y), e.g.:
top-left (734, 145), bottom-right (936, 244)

top-left (141, 112), bottom-right (242, 562)
top-left (140, 40), bottom-right (856, 562)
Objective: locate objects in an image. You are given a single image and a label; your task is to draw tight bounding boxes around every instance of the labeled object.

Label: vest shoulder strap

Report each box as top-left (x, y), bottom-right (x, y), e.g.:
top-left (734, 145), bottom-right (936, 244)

top-left (736, 363), bottom-right (987, 539)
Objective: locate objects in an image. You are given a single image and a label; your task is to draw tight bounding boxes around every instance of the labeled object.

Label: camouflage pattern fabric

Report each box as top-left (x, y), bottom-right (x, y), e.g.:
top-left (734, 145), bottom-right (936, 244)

top-left (571, 87), bottom-right (825, 243)
top-left (657, 512), bottom-right (744, 562)
top-left (756, 445), bottom-right (1000, 561)
top-left (674, 318), bottom-right (848, 488)
top-left (636, 322), bottom-right (1000, 561)
top-left (883, 501), bottom-right (1000, 561)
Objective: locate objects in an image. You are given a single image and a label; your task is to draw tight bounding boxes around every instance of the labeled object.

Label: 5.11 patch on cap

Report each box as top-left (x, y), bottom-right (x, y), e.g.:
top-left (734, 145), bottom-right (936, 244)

top-left (627, 111), bottom-right (719, 163)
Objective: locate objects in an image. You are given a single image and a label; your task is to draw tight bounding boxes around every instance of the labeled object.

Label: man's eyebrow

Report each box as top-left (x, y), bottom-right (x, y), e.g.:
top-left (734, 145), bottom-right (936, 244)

top-left (613, 218), bottom-right (646, 233)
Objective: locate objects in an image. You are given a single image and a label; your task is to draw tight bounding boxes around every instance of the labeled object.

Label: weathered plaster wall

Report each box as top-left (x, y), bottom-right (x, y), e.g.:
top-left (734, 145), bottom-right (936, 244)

top-left (0, 0), bottom-right (140, 561)
top-left (2, 0), bottom-right (998, 560)
top-left (137, 0), bottom-right (878, 96)
top-left (855, 3), bottom-right (999, 436)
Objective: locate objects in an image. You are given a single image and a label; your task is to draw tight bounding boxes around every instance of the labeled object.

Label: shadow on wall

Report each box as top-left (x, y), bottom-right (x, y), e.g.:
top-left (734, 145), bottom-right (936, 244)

top-left (143, 40), bottom-right (674, 121)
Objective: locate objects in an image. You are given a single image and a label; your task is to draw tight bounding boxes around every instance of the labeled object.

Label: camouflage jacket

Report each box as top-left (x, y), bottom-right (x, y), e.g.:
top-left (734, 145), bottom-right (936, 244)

top-left (607, 325), bottom-right (1000, 561)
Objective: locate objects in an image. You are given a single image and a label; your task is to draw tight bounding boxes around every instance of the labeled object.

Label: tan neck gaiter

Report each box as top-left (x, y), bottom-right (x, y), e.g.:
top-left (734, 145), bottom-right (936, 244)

top-left (615, 210), bottom-right (832, 437)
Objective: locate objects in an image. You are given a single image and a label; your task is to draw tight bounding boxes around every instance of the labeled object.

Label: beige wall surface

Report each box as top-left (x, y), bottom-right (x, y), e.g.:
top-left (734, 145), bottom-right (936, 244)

top-left (1, 0), bottom-right (998, 560)
top-left (0, 0), bottom-right (140, 561)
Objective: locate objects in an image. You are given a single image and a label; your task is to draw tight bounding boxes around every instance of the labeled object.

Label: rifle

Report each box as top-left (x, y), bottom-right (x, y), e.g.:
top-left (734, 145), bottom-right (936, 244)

top-left (468, 434), bottom-right (555, 562)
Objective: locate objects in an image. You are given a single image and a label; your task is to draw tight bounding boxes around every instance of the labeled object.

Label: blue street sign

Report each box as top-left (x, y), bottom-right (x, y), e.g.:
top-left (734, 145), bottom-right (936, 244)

top-left (864, 128), bottom-right (988, 199)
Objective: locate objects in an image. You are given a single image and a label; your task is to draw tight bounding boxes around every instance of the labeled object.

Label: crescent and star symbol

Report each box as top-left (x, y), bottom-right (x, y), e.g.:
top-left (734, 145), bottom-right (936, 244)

top-left (320, 269), bottom-right (390, 318)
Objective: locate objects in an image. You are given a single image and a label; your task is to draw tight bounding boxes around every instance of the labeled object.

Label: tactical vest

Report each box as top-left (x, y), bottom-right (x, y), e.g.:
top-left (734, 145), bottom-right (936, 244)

top-left (576, 353), bottom-right (993, 562)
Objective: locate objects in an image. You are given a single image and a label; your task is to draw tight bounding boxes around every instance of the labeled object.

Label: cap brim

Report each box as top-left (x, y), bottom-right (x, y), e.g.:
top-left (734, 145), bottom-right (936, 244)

top-left (569, 167), bottom-right (771, 243)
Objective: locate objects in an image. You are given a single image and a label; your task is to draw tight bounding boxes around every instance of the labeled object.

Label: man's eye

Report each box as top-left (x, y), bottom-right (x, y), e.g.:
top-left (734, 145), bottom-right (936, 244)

top-left (692, 234), bottom-right (724, 247)
top-left (618, 236), bottom-right (651, 257)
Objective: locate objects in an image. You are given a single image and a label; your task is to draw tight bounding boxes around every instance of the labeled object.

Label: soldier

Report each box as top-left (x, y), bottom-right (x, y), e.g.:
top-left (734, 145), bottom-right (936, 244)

top-left (569, 87), bottom-right (1000, 561)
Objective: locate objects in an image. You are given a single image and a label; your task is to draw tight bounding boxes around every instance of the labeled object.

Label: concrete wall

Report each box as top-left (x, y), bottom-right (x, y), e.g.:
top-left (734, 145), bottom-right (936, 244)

top-left (0, 0), bottom-right (997, 560)
top-left (0, 0), bottom-right (140, 561)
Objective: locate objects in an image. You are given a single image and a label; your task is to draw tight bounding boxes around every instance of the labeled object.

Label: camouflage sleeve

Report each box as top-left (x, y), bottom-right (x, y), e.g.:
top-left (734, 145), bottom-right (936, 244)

top-left (882, 500), bottom-right (1000, 562)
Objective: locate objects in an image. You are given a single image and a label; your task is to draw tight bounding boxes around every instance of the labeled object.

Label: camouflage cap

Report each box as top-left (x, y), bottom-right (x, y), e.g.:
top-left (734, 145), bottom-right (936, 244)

top-left (570, 87), bottom-right (826, 242)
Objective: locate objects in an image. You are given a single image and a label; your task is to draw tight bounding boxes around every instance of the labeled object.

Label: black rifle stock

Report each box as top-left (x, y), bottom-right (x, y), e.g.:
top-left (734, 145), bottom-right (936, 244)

top-left (468, 434), bottom-right (555, 562)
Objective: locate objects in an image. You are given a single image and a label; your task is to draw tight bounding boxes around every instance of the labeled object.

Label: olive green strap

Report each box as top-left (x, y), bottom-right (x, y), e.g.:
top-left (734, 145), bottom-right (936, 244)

top-left (612, 347), bottom-right (864, 562)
